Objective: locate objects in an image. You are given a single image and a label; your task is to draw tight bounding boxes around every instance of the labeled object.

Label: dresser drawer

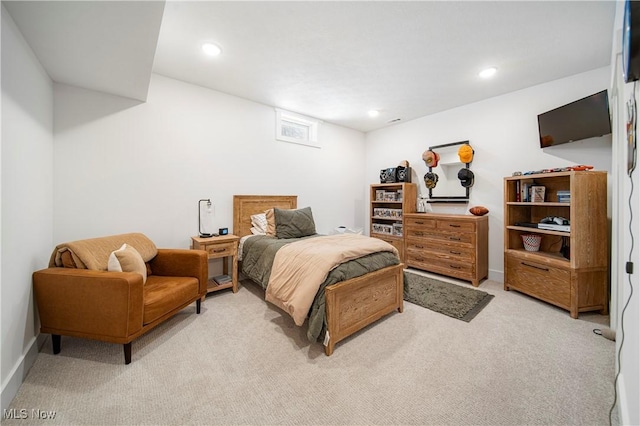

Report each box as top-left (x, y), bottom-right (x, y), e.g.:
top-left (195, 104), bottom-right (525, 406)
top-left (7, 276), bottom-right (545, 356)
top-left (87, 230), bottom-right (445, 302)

top-left (506, 255), bottom-right (571, 308)
top-left (435, 220), bottom-right (475, 233)
top-left (203, 242), bottom-right (237, 258)
top-left (405, 228), bottom-right (475, 246)
top-left (408, 252), bottom-right (474, 273)
top-left (407, 253), bottom-right (474, 280)
top-left (407, 217), bottom-right (475, 232)
top-left (406, 240), bottom-right (474, 261)
top-left (405, 216), bottom-right (437, 229)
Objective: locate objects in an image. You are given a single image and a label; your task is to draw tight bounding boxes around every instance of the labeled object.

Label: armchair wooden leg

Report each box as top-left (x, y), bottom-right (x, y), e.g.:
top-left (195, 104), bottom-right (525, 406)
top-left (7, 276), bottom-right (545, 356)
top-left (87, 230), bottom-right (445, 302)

top-left (123, 343), bottom-right (132, 365)
top-left (196, 299), bottom-right (201, 314)
top-left (52, 334), bottom-right (61, 354)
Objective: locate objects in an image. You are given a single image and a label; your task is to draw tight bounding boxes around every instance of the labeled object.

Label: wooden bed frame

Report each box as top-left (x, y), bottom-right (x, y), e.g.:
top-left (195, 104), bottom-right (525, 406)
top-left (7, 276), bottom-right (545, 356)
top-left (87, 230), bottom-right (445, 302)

top-left (233, 195), bottom-right (404, 355)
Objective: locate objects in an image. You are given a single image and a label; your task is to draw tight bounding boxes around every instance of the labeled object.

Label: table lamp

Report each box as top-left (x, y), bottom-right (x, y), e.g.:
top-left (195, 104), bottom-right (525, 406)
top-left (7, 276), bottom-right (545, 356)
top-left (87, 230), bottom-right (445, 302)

top-left (198, 199), bottom-right (216, 237)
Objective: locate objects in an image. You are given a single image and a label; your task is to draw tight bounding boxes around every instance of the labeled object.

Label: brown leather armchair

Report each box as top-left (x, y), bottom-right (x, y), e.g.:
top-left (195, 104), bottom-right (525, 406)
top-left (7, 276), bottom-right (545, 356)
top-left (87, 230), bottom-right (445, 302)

top-left (33, 233), bottom-right (208, 364)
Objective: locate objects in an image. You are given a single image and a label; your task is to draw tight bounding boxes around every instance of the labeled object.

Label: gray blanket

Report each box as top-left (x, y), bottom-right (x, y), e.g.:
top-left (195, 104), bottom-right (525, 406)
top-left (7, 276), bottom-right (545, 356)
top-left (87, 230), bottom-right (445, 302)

top-left (241, 235), bottom-right (399, 342)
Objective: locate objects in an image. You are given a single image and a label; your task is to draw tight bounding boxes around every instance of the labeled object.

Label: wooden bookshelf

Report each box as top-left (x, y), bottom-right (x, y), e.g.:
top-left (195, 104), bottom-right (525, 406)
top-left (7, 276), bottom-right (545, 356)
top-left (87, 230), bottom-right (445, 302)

top-left (503, 171), bottom-right (608, 318)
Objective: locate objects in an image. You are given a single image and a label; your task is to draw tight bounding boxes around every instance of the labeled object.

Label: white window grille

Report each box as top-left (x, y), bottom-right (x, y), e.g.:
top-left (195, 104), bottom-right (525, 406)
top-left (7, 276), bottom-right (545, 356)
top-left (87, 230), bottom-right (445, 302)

top-left (275, 108), bottom-right (320, 148)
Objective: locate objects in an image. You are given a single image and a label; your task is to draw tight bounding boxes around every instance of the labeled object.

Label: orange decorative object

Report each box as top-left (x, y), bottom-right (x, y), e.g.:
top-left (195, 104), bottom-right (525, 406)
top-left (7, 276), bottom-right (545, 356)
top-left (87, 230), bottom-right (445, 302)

top-left (469, 206), bottom-right (489, 216)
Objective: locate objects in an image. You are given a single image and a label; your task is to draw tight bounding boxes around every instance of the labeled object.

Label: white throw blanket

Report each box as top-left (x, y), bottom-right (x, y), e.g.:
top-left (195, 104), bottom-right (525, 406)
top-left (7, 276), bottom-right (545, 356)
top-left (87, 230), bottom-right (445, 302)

top-left (265, 234), bottom-right (398, 326)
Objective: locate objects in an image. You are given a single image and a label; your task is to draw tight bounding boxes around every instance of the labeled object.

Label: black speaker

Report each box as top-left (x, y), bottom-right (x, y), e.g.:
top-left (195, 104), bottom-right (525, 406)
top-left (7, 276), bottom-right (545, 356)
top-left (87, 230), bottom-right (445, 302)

top-left (396, 166), bottom-right (411, 182)
top-left (624, 0), bottom-right (640, 83)
top-left (384, 168), bottom-right (397, 183)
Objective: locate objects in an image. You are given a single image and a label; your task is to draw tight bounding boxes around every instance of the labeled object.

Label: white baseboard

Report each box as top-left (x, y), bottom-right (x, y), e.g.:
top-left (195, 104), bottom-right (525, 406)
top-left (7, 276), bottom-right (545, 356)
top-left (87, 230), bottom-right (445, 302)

top-left (405, 267), bottom-right (504, 285)
top-left (617, 373), bottom-right (632, 426)
top-left (488, 269), bottom-right (504, 284)
top-left (1, 333), bottom-right (46, 412)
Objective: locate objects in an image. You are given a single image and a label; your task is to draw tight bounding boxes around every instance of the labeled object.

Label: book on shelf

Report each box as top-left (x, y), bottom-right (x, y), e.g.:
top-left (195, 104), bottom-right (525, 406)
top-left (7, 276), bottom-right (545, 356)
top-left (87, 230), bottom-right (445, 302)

top-left (212, 274), bottom-right (232, 285)
top-left (557, 190), bottom-right (571, 203)
top-left (531, 185), bottom-right (546, 203)
top-left (517, 179), bottom-right (534, 202)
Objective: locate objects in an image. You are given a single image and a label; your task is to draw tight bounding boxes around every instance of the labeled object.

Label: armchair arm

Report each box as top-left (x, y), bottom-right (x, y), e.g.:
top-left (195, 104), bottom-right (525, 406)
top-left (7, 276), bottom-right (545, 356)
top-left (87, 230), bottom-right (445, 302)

top-left (149, 249), bottom-right (208, 296)
top-left (32, 268), bottom-right (144, 343)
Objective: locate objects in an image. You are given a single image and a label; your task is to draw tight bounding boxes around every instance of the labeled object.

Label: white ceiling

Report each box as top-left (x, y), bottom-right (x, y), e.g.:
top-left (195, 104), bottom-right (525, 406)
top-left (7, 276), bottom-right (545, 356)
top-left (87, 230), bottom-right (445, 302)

top-left (3, 1), bottom-right (165, 101)
top-left (3, 1), bottom-right (616, 133)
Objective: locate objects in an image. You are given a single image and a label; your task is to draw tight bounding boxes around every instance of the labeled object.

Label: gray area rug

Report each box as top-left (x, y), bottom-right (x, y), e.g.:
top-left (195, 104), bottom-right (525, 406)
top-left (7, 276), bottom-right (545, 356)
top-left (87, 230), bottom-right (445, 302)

top-left (404, 271), bottom-right (494, 322)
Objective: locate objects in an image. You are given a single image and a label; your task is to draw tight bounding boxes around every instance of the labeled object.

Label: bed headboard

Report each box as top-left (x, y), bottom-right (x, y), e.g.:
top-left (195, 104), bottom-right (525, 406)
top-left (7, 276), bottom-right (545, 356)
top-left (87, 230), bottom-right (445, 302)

top-left (233, 195), bottom-right (298, 237)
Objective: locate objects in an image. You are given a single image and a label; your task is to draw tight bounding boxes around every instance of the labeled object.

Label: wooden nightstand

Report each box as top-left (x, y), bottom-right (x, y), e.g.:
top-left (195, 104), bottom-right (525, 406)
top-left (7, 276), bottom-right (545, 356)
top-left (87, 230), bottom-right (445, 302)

top-left (191, 234), bottom-right (240, 297)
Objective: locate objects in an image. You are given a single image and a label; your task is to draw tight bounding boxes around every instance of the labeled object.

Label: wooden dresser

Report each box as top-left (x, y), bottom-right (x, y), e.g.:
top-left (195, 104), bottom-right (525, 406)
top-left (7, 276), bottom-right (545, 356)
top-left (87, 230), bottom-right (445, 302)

top-left (404, 213), bottom-right (488, 286)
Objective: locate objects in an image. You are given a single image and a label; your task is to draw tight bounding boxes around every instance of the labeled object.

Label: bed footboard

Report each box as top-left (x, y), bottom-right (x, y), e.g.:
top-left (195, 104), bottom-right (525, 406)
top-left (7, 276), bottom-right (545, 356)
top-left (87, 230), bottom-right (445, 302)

top-left (324, 263), bottom-right (404, 355)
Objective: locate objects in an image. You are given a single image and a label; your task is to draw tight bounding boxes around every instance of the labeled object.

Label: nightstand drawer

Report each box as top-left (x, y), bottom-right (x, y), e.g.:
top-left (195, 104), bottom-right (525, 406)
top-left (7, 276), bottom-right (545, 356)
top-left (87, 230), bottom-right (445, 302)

top-left (203, 242), bottom-right (236, 258)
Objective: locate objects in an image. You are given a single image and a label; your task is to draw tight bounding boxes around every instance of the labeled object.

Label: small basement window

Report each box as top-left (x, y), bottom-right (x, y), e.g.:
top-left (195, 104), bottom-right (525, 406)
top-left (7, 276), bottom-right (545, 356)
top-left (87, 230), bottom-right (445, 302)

top-left (275, 108), bottom-right (320, 148)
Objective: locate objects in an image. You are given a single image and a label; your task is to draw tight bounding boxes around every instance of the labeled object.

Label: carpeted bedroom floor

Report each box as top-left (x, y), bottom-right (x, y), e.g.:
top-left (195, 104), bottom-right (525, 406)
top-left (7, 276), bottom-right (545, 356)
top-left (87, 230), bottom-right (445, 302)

top-left (4, 271), bottom-right (617, 425)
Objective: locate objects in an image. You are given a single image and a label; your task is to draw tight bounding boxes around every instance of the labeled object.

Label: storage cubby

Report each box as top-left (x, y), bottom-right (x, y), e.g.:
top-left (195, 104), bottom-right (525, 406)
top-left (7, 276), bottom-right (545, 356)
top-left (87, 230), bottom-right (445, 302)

top-left (370, 183), bottom-right (417, 263)
top-left (503, 171), bottom-right (608, 318)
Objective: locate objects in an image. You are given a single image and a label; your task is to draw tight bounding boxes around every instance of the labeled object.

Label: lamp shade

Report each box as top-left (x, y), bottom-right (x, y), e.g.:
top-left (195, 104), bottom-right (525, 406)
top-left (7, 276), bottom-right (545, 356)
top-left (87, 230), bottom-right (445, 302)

top-left (198, 199), bottom-right (215, 237)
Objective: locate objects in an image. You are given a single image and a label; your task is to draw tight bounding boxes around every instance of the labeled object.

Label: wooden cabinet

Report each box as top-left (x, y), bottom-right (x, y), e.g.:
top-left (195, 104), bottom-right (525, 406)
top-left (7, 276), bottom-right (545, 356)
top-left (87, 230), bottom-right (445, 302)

top-left (503, 171), bottom-right (608, 318)
top-left (370, 183), bottom-right (417, 263)
top-left (191, 234), bottom-right (240, 298)
top-left (404, 213), bottom-right (488, 286)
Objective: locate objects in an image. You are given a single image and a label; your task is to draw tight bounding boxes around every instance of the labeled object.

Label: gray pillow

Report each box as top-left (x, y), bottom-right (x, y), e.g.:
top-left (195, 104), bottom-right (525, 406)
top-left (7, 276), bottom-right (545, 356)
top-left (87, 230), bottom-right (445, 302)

top-left (274, 207), bottom-right (316, 239)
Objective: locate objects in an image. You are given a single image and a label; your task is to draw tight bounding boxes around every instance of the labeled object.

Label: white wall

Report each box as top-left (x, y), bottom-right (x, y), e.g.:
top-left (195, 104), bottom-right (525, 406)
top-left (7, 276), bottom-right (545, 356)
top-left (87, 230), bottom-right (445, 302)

top-left (1, 5), bottom-right (54, 410)
top-left (610, 2), bottom-right (639, 424)
top-left (53, 74), bottom-right (367, 249)
top-left (365, 67), bottom-right (612, 282)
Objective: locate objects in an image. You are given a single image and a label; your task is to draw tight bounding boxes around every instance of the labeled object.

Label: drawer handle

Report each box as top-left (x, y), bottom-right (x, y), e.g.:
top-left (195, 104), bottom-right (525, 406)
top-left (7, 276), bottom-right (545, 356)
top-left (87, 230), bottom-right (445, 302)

top-left (415, 221), bottom-right (424, 225)
top-left (521, 262), bottom-right (549, 272)
top-left (449, 265), bottom-right (461, 269)
top-left (449, 224), bottom-right (461, 228)
top-left (211, 248), bottom-right (226, 253)
top-left (414, 232), bottom-right (424, 236)
top-left (449, 237), bottom-right (461, 241)
top-left (450, 250), bottom-right (461, 255)
top-left (415, 245), bottom-right (424, 249)
top-left (415, 257), bottom-right (425, 262)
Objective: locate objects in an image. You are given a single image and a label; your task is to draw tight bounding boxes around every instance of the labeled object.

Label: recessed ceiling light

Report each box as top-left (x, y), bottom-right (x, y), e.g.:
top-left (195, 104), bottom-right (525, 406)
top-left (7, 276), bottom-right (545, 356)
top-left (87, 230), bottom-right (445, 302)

top-left (479, 67), bottom-right (497, 78)
top-left (368, 110), bottom-right (380, 117)
top-left (202, 42), bottom-right (222, 57)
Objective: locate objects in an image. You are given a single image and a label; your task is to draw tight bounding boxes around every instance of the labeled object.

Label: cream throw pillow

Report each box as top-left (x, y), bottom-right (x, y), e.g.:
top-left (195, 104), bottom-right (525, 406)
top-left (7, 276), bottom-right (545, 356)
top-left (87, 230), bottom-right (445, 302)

top-left (250, 213), bottom-right (268, 234)
top-left (264, 208), bottom-right (276, 236)
top-left (108, 243), bottom-right (147, 283)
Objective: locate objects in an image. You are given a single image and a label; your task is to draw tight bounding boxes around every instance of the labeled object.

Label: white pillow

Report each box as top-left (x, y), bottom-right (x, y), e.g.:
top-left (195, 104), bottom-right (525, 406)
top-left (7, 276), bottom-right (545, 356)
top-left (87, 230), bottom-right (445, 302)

top-left (250, 226), bottom-right (266, 235)
top-left (108, 243), bottom-right (147, 284)
top-left (250, 213), bottom-right (268, 234)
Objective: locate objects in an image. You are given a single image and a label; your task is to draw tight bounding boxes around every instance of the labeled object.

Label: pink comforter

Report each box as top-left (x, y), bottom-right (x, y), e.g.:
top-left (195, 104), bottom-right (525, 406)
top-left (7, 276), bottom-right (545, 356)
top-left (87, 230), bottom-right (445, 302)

top-left (265, 234), bottom-right (398, 325)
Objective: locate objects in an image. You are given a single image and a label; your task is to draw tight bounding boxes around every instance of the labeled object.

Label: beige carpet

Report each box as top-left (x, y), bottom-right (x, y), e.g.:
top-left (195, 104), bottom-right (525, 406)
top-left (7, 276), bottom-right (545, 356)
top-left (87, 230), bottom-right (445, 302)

top-left (5, 271), bottom-right (617, 425)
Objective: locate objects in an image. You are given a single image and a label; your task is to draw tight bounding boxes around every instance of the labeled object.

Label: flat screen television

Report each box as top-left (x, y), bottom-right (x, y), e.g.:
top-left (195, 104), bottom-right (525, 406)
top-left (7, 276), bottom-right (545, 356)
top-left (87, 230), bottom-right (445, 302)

top-left (537, 90), bottom-right (612, 148)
